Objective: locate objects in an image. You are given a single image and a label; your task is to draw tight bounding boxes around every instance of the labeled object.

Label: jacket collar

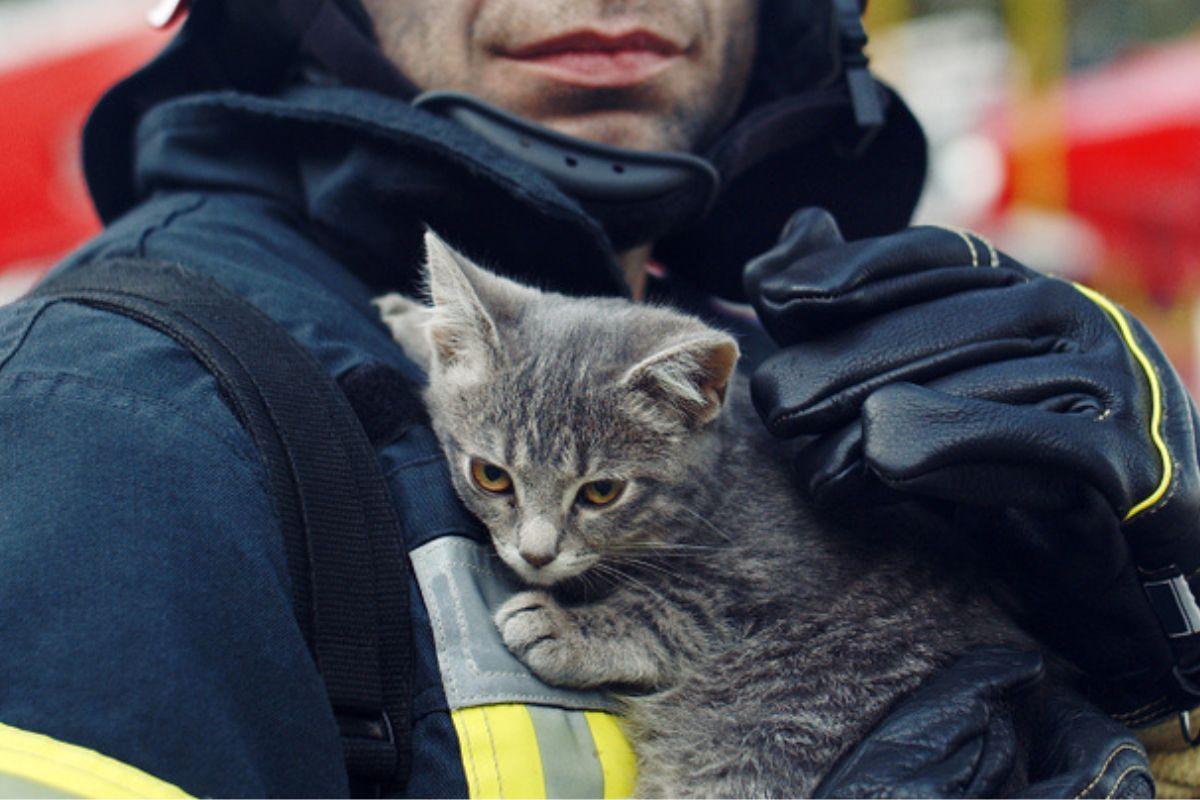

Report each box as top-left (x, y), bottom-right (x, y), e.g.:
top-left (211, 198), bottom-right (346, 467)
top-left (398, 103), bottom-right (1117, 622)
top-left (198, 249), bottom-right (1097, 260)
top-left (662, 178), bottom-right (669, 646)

top-left (131, 84), bottom-right (629, 298)
top-left (85, 0), bottom-right (926, 302)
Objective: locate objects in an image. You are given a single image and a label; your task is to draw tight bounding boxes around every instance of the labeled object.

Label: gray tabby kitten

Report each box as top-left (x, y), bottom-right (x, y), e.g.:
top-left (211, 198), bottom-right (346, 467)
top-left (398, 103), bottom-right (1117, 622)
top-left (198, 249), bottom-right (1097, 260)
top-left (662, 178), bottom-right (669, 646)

top-left (377, 231), bottom-right (1030, 798)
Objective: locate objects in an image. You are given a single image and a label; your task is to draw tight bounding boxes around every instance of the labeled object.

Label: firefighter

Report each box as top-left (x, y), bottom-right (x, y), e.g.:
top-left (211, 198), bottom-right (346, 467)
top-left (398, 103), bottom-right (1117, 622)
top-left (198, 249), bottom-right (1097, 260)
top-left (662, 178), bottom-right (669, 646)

top-left (0, 0), bottom-right (1188, 795)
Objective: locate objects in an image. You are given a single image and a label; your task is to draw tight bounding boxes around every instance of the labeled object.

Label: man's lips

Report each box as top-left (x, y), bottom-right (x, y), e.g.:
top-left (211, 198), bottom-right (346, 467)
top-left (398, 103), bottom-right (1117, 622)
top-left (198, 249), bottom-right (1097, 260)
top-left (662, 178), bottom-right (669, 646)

top-left (500, 29), bottom-right (686, 89)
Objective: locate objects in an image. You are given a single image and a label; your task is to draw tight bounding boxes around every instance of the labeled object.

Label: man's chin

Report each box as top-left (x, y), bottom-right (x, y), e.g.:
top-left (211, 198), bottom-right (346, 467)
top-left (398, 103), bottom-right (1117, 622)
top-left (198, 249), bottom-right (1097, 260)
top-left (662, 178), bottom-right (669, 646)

top-left (538, 110), bottom-right (686, 153)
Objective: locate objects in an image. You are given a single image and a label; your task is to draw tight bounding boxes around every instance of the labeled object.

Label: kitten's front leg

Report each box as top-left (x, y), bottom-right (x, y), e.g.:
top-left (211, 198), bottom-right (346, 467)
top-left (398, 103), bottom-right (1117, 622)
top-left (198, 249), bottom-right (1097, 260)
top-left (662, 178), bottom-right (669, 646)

top-left (496, 591), bottom-right (664, 690)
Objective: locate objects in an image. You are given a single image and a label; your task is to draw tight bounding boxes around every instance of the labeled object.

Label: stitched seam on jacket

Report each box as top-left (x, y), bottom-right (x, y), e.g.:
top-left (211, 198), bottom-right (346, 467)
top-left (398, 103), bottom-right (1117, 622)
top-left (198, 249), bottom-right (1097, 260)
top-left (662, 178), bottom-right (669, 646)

top-left (0, 301), bottom-right (55, 375)
top-left (136, 195), bottom-right (208, 256)
top-left (1075, 743), bottom-right (1143, 799)
top-left (480, 710), bottom-right (504, 797)
top-left (0, 371), bottom-right (262, 476)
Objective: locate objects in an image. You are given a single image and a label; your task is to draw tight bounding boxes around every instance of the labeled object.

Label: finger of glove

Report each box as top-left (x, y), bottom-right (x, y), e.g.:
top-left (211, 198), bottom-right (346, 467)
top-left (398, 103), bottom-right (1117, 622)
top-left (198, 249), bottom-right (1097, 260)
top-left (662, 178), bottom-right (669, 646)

top-left (814, 648), bottom-right (1042, 799)
top-left (743, 207), bottom-right (845, 302)
top-left (870, 325), bottom-right (1162, 516)
top-left (789, 422), bottom-right (913, 507)
top-left (754, 334), bottom-right (1063, 439)
top-left (748, 225), bottom-right (1029, 345)
top-left (794, 351), bottom-right (1116, 505)
top-left (750, 277), bottom-right (1091, 437)
top-left (861, 382), bottom-right (1143, 514)
top-left (1017, 687), bottom-right (1154, 799)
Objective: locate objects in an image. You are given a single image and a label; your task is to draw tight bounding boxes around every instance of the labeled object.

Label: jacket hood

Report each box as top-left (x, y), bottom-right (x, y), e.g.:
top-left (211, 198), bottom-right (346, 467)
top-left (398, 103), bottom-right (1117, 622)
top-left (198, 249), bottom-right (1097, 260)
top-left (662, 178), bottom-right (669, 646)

top-left (83, 0), bottom-right (926, 301)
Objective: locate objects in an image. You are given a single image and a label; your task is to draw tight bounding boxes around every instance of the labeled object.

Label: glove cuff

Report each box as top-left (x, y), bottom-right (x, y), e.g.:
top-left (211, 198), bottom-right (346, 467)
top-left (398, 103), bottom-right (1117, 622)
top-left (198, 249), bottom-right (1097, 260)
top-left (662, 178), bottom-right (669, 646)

top-left (1135, 567), bottom-right (1200, 725)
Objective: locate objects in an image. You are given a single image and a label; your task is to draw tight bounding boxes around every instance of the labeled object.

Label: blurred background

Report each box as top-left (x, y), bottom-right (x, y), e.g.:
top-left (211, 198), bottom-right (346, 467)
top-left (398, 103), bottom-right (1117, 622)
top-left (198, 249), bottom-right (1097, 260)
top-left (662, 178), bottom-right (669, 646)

top-left (0, 0), bottom-right (1197, 379)
top-left (864, 0), bottom-right (1200, 386)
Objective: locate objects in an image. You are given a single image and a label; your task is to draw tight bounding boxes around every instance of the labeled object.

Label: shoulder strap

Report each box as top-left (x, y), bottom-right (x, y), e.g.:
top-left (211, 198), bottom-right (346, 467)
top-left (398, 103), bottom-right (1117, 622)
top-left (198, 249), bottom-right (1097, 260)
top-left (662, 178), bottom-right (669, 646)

top-left (33, 258), bottom-right (412, 796)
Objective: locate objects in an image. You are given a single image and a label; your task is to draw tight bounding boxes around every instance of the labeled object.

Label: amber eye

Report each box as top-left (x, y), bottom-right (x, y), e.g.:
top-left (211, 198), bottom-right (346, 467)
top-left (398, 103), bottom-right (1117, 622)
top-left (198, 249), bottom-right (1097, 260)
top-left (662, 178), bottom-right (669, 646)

top-left (578, 480), bottom-right (625, 508)
top-left (470, 459), bottom-right (513, 494)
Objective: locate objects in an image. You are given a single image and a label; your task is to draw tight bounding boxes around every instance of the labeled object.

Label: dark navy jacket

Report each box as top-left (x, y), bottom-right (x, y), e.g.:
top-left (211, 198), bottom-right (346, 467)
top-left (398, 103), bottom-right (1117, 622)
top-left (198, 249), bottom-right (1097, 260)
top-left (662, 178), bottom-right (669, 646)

top-left (0, 74), bottom-right (809, 795)
top-left (0, 23), bottom-right (1154, 800)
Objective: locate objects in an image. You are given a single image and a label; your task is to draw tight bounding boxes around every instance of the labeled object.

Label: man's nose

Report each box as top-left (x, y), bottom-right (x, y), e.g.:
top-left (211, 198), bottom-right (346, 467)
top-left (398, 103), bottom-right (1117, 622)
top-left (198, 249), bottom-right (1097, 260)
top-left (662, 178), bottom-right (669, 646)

top-left (518, 518), bottom-right (558, 568)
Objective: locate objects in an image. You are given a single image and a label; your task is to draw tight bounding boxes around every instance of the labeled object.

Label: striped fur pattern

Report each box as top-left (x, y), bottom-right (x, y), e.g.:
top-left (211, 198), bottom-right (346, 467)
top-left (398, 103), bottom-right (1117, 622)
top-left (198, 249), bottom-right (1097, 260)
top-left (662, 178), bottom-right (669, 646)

top-left (377, 231), bottom-right (1030, 797)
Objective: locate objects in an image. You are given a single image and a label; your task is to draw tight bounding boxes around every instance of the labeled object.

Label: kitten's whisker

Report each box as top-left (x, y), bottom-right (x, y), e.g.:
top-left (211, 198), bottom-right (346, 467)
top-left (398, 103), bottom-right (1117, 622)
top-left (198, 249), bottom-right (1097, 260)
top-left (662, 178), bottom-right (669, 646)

top-left (616, 563), bottom-right (694, 591)
top-left (610, 556), bottom-right (675, 579)
top-left (677, 506), bottom-right (736, 544)
top-left (593, 563), bottom-right (675, 608)
top-left (610, 550), bottom-right (704, 562)
top-left (610, 542), bottom-right (722, 554)
top-left (596, 563), bottom-right (698, 617)
top-left (570, 569), bottom-right (601, 601)
top-left (610, 553), bottom-right (689, 577)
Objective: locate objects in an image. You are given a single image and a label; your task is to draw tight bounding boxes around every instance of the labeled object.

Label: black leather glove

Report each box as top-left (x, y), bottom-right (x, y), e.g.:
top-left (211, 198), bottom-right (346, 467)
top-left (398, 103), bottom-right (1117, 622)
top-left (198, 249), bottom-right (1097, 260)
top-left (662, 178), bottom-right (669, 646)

top-left (746, 208), bottom-right (1200, 724)
top-left (814, 648), bottom-right (1154, 798)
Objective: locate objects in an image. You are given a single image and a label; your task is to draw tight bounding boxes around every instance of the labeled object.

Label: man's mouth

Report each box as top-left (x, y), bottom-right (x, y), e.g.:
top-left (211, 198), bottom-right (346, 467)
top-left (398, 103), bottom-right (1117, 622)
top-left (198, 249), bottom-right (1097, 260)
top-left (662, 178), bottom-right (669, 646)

top-left (499, 29), bottom-right (686, 89)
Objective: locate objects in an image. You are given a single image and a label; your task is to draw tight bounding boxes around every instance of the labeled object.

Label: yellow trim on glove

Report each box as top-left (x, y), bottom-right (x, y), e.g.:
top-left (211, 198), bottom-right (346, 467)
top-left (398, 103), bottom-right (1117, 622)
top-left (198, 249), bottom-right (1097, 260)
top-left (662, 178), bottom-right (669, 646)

top-left (0, 722), bottom-right (191, 799)
top-left (1072, 283), bottom-right (1172, 521)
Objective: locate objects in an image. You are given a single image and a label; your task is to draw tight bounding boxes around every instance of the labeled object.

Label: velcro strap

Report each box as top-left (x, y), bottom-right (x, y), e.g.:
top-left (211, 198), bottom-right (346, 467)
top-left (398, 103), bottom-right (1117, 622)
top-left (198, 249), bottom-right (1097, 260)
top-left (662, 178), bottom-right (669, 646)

top-left (1144, 572), bottom-right (1200, 638)
top-left (34, 260), bottom-right (414, 795)
top-left (339, 711), bottom-right (397, 788)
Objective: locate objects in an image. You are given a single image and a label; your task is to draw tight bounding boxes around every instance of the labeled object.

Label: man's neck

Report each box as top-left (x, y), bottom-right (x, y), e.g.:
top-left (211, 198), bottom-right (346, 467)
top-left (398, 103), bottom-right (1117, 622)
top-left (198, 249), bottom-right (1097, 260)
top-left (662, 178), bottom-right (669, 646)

top-left (619, 245), bottom-right (653, 302)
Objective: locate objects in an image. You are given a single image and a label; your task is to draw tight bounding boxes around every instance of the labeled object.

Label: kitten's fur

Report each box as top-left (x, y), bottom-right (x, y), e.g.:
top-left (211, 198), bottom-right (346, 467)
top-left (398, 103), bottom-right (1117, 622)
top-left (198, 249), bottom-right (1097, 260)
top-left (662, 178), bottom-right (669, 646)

top-left (378, 231), bottom-right (1030, 798)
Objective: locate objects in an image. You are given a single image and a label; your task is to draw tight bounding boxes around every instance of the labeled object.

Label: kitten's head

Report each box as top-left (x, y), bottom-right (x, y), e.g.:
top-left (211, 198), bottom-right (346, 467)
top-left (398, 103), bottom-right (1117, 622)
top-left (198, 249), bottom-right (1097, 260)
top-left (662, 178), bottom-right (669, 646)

top-left (388, 230), bottom-right (739, 587)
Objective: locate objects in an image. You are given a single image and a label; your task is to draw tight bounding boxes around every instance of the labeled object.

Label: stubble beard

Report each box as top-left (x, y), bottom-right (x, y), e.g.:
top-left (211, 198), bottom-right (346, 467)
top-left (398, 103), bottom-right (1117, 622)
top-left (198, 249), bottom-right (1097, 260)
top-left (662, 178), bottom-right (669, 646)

top-left (363, 0), bottom-right (757, 154)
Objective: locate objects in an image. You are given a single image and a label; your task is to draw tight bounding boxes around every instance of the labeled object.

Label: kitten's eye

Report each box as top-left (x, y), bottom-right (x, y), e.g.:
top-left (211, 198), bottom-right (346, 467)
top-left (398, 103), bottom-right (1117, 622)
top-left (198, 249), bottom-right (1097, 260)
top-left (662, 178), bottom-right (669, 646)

top-left (470, 459), bottom-right (513, 494)
top-left (578, 479), bottom-right (625, 508)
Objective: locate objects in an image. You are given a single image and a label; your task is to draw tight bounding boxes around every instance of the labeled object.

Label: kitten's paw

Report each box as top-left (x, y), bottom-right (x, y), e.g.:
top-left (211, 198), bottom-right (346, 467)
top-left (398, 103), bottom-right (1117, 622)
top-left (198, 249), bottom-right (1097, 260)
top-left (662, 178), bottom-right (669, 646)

top-left (495, 591), bottom-right (591, 687)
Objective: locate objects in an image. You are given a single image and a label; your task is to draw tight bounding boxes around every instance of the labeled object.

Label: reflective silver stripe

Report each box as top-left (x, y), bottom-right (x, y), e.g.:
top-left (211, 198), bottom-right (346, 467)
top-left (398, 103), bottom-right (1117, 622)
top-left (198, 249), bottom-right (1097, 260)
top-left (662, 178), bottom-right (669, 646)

top-left (527, 706), bottom-right (607, 799)
top-left (0, 773), bottom-right (85, 799)
top-left (410, 536), bottom-right (613, 711)
top-left (1172, 575), bottom-right (1200, 635)
top-left (1144, 574), bottom-right (1200, 638)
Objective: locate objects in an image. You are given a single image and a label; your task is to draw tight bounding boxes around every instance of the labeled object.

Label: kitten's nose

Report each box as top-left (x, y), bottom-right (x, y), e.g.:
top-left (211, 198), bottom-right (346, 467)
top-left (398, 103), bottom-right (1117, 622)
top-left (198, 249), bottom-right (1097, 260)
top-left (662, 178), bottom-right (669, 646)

top-left (518, 518), bottom-right (559, 569)
top-left (519, 547), bottom-right (556, 569)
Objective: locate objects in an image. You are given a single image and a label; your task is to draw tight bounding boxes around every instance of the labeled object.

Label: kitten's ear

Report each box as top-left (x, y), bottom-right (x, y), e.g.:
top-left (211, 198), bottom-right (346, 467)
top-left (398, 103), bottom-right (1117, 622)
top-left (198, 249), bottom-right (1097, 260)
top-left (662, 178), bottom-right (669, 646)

top-left (620, 333), bottom-right (740, 428)
top-left (422, 229), bottom-right (504, 371)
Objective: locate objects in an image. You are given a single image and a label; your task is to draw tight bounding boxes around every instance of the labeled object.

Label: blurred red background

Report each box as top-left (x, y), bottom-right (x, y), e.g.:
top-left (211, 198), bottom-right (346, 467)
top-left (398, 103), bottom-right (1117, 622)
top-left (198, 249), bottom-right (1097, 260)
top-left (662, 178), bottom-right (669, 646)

top-left (0, 0), bottom-right (166, 295)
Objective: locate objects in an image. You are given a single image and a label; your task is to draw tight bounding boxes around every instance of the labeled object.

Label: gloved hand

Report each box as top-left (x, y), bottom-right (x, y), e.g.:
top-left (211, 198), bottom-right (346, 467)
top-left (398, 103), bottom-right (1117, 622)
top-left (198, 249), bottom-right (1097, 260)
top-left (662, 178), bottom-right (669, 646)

top-left (745, 207), bottom-right (1200, 724)
top-left (814, 648), bottom-right (1154, 798)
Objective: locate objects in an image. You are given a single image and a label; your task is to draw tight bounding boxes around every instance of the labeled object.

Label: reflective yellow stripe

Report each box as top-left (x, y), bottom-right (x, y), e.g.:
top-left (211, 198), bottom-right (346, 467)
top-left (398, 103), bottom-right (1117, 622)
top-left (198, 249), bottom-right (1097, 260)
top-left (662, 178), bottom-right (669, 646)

top-left (1073, 282), bottom-right (1173, 520)
top-left (451, 705), bottom-right (637, 799)
top-left (583, 712), bottom-right (637, 800)
top-left (0, 722), bottom-right (191, 799)
top-left (451, 705), bottom-right (547, 799)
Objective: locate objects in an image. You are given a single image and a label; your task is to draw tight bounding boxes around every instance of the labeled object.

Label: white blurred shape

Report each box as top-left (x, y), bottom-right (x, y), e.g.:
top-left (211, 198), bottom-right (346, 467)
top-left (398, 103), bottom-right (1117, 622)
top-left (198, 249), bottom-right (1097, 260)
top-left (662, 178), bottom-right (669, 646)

top-left (928, 133), bottom-right (1007, 227)
top-left (988, 208), bottom-right (1105, 281)
top-left (0, 263), bottom-right (47, 305)
top-left (0, 0), bottom-right (149, 71)
top-left (870, 10), bottom-right (1013, 228)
